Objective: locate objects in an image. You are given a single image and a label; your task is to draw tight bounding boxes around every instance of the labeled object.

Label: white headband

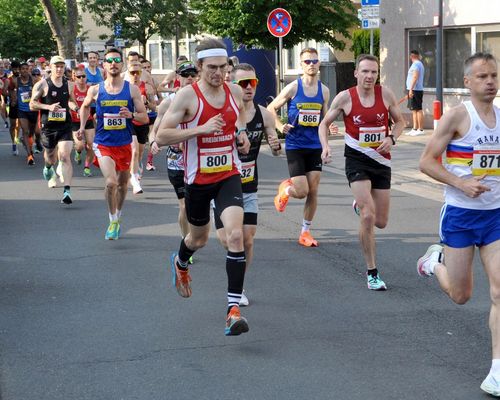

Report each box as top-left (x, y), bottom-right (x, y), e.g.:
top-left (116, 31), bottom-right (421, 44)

top-left (196, 48), bottom-right (228, 60)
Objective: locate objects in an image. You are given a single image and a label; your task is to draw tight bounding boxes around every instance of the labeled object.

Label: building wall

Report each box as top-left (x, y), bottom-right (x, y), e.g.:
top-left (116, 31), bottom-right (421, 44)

top-left (380, 0), bottom-right (500, 128)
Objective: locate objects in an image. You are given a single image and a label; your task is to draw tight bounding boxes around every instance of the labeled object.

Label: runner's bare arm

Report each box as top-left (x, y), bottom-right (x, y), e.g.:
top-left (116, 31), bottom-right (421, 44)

top-left (157, 71), bottom-right (177, 93)
top-left (318, 90), bottom-right (349, 164)
top-left (321, 85), bottom-right (330, 117)
top-left (129, 84), bottom-right (148, 124)
top-left (151, 97), bottom-right (171, 139)
top-left (29, 80), bottom-right (55, 111)
top-left (230, 84), bottom-right (250, 155)
top-left (260, 105), bottom-right (281, 155)
top-left (79, 84), bottom-right (98, 131)
top-left (420, 106), bottom-right (491, 198)
top-left (156, 87), bottom-right (224, 146)
top-left (266, 81), bottom-right (297, 133)
top-left (377, 86), bottom-right (405, 154)
top-left (68, 82), bottom-right (79, 113)
top-left (145, 83), bottom-right (157, 112)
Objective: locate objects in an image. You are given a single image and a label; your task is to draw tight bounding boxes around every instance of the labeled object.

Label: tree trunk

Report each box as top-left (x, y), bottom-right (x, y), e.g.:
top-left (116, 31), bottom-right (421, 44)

top-left (39, 0), bottom-right (78, 59)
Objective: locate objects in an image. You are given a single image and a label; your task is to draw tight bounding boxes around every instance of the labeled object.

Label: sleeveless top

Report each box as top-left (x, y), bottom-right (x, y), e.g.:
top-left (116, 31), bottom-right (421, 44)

top-left (40, 78), bottom-right (72, 131)
top-left (182, 82), bottom-right (240, 185)
top-left (85, 66), bottom-right (104, 85)
top-left (343, 85), bottom-right (390, 167)
top-left (17, 76), bottom-right (34, 113)
top-left (132, 81), bottom-right (150, 127)
top-left (71, 84), bottom-right (93, 122)
top-left (444, 101), bottom-right (500, 210)
top-left (239, 103), bottom-right (264, 193)
top-left (286, 78), bottom-right (323, 150)
top-left (95, 80), bottom-right (134, 146)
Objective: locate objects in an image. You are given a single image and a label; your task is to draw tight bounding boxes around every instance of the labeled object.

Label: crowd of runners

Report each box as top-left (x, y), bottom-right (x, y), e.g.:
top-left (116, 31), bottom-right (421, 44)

top-left (1, 40), bottom-right (499, 396)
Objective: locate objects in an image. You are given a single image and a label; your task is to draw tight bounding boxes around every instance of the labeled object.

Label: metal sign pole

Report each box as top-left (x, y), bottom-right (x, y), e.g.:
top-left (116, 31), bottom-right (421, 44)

top-left (370, 29), bottom-right (374, 55)
top-left (278, 36), bottom-right (284, 92)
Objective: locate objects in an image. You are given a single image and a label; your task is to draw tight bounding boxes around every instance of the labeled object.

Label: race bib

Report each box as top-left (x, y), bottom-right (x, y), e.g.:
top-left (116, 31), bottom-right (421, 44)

top-left (297, 103), bottom-right (322, 127)
top-left (359, 126), bottom-right (386, 148)
top-left (20, 91), bottom-right (31, 103)
top-left (472, 145), bottom-right (500, 176)
top-left (200, 146), bottom-right (232, 174)
top-left (103, 113), bottom-right (126, 130)
top-left (48, 108), bottom-right (66, 122)
top-left (240, 161), bottom-right (255, 183)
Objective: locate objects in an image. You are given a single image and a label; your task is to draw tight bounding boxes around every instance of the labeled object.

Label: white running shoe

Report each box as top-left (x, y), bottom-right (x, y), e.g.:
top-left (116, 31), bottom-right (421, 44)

top-left (405, 129), bottom-right (418, 136)
top-left (481, 373), bottom-right (500, 397)
top-left (410, 129), bottom-right (425, 136)
top-left (56, 161), bottom-right (64, 184)
top-left (48, 174), bottom-right (57, 188)
top-left (130, 173), bottom-right (143, 194)
top-left (417, 244), bottom-right (443, 276)
top-left (240, 290), bottom-right (249, 307)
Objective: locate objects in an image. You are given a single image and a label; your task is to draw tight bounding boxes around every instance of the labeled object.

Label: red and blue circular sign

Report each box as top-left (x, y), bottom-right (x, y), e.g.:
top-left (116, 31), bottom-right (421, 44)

top-left (267, 8), bottom-right (292, 38)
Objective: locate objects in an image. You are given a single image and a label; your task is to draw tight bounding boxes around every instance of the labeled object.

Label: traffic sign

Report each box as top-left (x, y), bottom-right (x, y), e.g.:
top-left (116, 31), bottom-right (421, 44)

top-left (362, 19), bottom-right (380, 29)
top-left (114, 23), bottom-right (122, 38)
top-left (114, 39), bottom-right (125, 48)
top-left (361, 0), bottom-right (379, 5)
top-left (267, 8), bottom-right (292, 38)
top-left (361, 0), bottom-right (380, 30)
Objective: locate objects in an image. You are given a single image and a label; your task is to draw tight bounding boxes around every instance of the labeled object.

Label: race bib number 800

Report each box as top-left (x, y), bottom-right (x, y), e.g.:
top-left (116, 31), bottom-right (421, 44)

top-left (200, 146), bottom-right (233, 174)
top-left (472, 145), bottom-right (500, 176)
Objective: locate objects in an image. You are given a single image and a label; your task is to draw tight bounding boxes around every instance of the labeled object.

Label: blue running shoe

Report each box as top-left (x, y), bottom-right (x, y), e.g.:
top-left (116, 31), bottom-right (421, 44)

top-left (367, 272), bottom-right (387, 291)
top-left (105, 221), bottom-right (119, 240)
top-left (43, 165), bottom-right (54, 181)
top-left (225, 306), bottom-right (249, 336)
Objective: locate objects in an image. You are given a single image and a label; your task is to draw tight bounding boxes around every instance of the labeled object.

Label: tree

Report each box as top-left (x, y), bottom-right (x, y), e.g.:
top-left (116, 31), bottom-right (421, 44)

top-left (189, 0), bottom-right (359, 50)
top-left (0, 0), bottom-right (62, 59)
top-left (39, 0), bottom-right (79, 59)
top-left (351, 29), bottom-right (380, 59)
top-left (83, 0), bottom-right (197, 55)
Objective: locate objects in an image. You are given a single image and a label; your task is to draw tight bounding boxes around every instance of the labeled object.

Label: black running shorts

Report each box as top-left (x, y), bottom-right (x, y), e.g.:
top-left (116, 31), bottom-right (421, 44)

top-left (286, 148), bottom-right (323, 177)
top-left (407, 90), bottom-right (423, 111)
top-left (41, 128), bottom-right (73, 149)
top-left (344, 146), bottom-right (391, 190)
top-left (132, 124), bottom-right (149, 145)
top-left (168, 169), bottom-right (185, 200)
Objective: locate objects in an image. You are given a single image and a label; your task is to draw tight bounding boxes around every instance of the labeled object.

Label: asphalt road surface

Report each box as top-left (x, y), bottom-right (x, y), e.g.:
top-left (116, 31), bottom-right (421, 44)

top-left (0, 128), bottom-right (494, 400)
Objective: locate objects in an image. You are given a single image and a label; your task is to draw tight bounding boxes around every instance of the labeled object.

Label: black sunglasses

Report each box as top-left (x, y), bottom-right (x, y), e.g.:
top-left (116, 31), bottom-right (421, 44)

top-left (75, 74), bottom-right (86, 79)
top-left (180, 71), bottom-right (197, 78)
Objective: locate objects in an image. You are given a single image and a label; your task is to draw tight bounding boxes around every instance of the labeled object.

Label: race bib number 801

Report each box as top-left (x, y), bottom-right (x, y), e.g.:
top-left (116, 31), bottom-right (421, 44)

top-left (359, 126), bottom-right (386, 148)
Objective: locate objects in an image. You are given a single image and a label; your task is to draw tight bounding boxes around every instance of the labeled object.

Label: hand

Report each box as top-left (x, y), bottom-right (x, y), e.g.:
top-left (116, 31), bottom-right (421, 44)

top-left (376, 137), bottom-right (392, 154)
top-left (150, 141), bottom-right (161, 155)
top-left (409, 89), bottom-right (414, 98)
top-left (321, 147), bottom-right (332, 164)
top-left (201, 114), bottom-right (225, 134)
top-left (119, 107), bottom-right (133, 119)
top-left (268, 135), bottom-right (281, 153)
top-left (75, 128), bottom-right (83, 141)
top-left (282, 123), bottom-right (294, 135)
top-left (459, 174), bottom-right (491, 198)
top-left (236, 132), bottom-right (250, 155)
top-left (329, 123), bottom-right (339, 135)
top-left (49, 102), bottom-right (61, 112)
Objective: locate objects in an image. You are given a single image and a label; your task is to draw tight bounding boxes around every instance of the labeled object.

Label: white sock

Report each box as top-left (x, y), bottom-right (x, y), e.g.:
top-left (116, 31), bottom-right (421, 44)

top-left (117, 209), bottom-right (122, 219)
top-left (109, 213), bottom-right (118, 222)
top-left (285, 185), bottom-right (291, 196)
top-left (301, 219), bottom-right (312, 233)
top-left (491, 359), bottom-right (500, 376)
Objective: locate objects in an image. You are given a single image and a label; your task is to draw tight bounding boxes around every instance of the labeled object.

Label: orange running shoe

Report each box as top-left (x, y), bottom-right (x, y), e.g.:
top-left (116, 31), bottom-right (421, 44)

top-left (27, 154), bottom-right (35, 166)
top-left (274, 179), bottom-right (292, 212)
top-left (225, 306), bottom-right (249, 336)
top-left (170, 252), bottom-right (192, 298)
top-left (298, 231), bottom-right (318, 247)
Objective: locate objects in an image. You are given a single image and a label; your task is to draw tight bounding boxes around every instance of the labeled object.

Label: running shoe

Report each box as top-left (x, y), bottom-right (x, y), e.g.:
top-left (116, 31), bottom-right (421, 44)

top-left (352, 200), bottom-right (361, 216)
top-left (170, 252), bottom-right (192, 298)
top-left (130, 173), bottom-right (143, 194)
top-left (74, 151), bottom-right (82, 164)
top-left (240, 290), bottom-right (249, 307)
top-left (12, 144), bottom-right (18, 156)
top-left (146, 161), bottom-right (156, 171)
top-left (274, 178), bottom-right (292, 212)
top-left (225, 306), bottom-right (249, 336)
top-left (105, 221), bottom-right (120, 240)
top-left (61, 190), bottom-right (72, 205)
top-left (27, 155), bottom-right (35, 166)
top-left (481, 373), bottom-right (500, 397)
top-left (138, 162), bottom-right (144, 178)
top-left (367, 272), bottom-right (387, 290)
top-left (33, 146), bottom-right (41, 154)
top-left (56, 162), bottom-right (64, 184)
top-left (405, 129), bottom-right (418, 136)
top-left (4, 121), bottom-right (8, 128)
top-left (83, 167), bottom-right (92, 177)
top-left (48, 174), bottom-right (57, 188)
top-left (417, 244), bottom-right (444, 277)
top-left (35, 141), bottom-right (43, 153)
top-left (43, 165), bottom-right (54, 181)
top-left (15, 137), bottom-right (21, 145)
top-left (188, 256), bottom-right (194, 264)
top-left (298, 231), bottom-right (318, 247)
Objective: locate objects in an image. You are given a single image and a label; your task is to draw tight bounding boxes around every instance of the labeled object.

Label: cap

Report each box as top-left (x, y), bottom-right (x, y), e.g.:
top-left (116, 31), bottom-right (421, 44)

top-left (31, 68), bottom-right (41, 75)
top-left (50, 55), bottom-right (65, 65)
top-left (177, 61), bottom-right (197, 74)
top-left (38, 57), bottom-right (46, 63)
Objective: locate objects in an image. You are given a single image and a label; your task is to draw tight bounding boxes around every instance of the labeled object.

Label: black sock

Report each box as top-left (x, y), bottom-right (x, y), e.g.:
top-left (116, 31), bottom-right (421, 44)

top-left (64, 185), bottom-right (70, 192)
top-left (226, 251), bottom-right (246, 314)
top-left (367, 268), bottom-right (378, 278)
top-left (45, 163), bottom-right (52, 168)
top-left (177, 238), bottom-right (195, 270)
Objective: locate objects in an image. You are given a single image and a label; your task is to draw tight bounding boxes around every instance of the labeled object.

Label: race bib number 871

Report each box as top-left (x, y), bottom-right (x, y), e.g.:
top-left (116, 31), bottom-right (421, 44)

top-left (472, 145), bottom-right (500, 176)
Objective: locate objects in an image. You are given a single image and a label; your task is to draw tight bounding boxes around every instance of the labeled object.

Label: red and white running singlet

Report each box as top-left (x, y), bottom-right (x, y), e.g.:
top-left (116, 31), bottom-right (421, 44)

top-left (182, 82), bottom-right (240, 185)
top-left (343, 85), bottom-right (390, 166)
top-left (71, 85), bottom-right (93, 122)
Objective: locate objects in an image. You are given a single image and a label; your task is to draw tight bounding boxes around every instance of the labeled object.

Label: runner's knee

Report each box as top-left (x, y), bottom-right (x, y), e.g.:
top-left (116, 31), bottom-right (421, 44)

top-left (450, 289), bottom-right (472, 305)
top-left (226, 228), bottom-right (244, 248)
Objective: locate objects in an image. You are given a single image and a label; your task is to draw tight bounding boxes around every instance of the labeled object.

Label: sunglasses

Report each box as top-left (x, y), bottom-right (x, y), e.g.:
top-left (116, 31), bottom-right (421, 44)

top-left (32, 73), bottom-right (41, 76)
top-left (129, 70), bottom-right (141, 76)
top-left (234, 78), bottom-right (259, 89)
top-left (75, 75), bottom-right (86, 79)
top-left (105, 57), bottom-right (122, 64)
top-left (180, 71), bottom-right (197, 78)
top-left (302, 59), bottom-right (319, 65)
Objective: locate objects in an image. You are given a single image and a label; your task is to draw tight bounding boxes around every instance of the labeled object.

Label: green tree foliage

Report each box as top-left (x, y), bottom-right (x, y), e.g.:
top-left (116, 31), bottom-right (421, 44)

top-left (0, 0), bottom-right (65, 59)
top-left (351, 29), bottom-right (380, 59)
top-left (83, 0), bottom-right (197, 54)
top-left (189, 0), bottom-right (358, 50)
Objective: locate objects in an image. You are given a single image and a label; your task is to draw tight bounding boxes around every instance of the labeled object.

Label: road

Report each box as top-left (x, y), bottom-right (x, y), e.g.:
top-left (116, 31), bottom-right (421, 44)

top-left (0, 128), bottom-right (493, 400)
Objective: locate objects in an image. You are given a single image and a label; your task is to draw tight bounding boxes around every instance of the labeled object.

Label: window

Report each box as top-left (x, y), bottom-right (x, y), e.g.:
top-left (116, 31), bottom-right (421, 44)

top-left (189, 41), bottom-right (198, 63)
top-left (477, 31), bottom-right (500, 59)
top-left (161, 42), bottom-right (173, 70)
top-left (149, 43), bottom-right (160, 70)
top-left (286, 46), bottom-right (296, 70)
top-left (409, 28), bottom-right (471, 89)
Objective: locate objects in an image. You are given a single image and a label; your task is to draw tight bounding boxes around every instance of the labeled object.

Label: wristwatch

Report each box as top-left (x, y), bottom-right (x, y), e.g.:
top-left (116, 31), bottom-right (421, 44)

top-left (388, 134), bottom-right (396, 145)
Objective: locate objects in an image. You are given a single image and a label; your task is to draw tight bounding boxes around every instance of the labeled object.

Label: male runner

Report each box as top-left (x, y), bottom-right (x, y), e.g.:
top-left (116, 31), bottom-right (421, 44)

top-left (417, 52), bottom-right (500, 397)
top-left (268, 48), bottom-right (330, 247)
top-left (318, 54), bottom-right (404, 290)
top-left (141, 58), bottom-right (160, 172)
top-left (30, 56), bottom-right (79, 204)
top-left (14, 62), bottom-right (39, 165)
top-left (150, 61), bottom-right (199, 242)
top-left (6, 60), bottom-right (21, 155)
top-left (0, 60), bottom-right (8, 129)
top-left (158, 55), bottom-right (188, 95)
top-left (213, 63), bottom-right (281, 306)
top-left (78, 48), bottom-right (148, 239)
top-left (71, 66), bottom-right (95, 177)
top-left (155, 38), bottom-right (251, 336)
top-left (85, 51), bottom-right (105, 86)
